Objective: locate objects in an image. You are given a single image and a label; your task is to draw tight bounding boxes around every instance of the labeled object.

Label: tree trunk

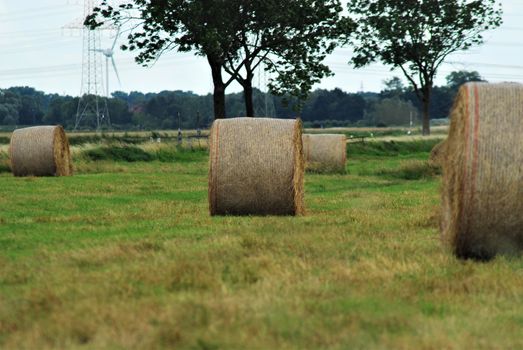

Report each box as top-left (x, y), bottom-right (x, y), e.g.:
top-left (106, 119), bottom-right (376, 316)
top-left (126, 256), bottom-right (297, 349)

top-left (421, 85), bottom-right (432, 136)
top-left (208, 57), bottom-right (226, 119)
top-left (213, 84), bottom-right (226, 119)
top-left (243, 77), bottom-right (254, 118)
top-left (238, 63), bottom-right (255, 117)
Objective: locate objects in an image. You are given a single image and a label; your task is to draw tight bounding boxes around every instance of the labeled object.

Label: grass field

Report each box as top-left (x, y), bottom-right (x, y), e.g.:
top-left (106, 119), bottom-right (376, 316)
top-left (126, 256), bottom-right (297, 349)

top-left (1, 138), bottom-right (522, 349)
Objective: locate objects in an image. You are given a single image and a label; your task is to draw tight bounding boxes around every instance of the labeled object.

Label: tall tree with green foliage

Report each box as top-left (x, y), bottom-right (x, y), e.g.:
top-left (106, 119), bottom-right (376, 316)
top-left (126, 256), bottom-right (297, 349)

top-left (86, 0), bottom-right (246, 119)
top-left (86, 0), bottom-right (350, 119)
top-left (381, 76), bottom-right (405, 98)
top-left (221, 0), bottom-right (350, 117)
top-left (346, 0), bottom-right (502, 135)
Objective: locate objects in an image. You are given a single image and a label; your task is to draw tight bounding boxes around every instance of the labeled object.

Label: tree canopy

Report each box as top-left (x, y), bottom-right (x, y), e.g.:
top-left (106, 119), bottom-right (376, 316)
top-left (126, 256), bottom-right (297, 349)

top-left (346, 0), bottom-right (502, 135)
top-left (219, 0), bottom-right (351, 116)
top-left (446, 70), bottom-right (485, 92)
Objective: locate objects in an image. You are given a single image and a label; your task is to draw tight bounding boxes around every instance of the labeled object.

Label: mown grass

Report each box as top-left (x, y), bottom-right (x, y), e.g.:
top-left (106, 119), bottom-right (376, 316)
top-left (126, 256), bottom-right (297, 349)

top-left (0, 139), bottom-right (522, 349)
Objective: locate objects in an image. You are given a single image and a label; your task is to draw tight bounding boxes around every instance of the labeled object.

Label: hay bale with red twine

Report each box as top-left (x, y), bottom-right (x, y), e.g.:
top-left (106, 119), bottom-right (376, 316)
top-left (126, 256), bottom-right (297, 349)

top-left (9, 125), bottom-right (73, 177)
top-left (302, 134), bottom-right (346, 173)
top-left (208, 117), bottom-right (304, 216)
top-left (441, 82), bottom-right (523, 260)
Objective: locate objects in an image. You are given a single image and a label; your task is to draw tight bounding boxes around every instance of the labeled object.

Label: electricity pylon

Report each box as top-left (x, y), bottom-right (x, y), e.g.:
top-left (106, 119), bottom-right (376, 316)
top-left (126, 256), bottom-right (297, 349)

top-left (65, 0), bottom-right (112, 131)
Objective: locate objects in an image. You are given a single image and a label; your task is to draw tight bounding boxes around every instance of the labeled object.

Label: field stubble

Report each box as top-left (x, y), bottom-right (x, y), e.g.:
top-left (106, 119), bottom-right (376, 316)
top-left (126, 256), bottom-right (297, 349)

top-left (0, 138), bottom-right (522, 349)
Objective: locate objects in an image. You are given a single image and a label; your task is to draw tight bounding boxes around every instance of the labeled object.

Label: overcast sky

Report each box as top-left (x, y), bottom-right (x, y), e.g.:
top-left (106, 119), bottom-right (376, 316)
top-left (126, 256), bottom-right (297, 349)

top-left (0, 0), bottom-right (522, 97)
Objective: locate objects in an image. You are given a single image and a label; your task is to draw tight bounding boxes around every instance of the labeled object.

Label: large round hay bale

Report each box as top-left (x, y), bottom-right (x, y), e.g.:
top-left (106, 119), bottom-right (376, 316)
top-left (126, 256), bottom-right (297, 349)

top-left (302, 134), bottom-right (347, 173)
top-left (208, 117), bottom-right (304, 216)
top-left (441, 82), bottom-right (523, 260)
top-left (9, 126), bottom-right (73, 177)
top-left (428, 140), bottom-right (447, 167)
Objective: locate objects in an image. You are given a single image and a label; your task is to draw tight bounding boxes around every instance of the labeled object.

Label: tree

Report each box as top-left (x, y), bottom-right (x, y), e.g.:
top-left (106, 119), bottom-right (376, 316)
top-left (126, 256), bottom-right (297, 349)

top-left (446, 70), bottom-right (485, 92)
top-left (107, 97), bottom-right (133, 126)
top-left (43, 96), bottom-right (77, 127)
top-left (346, 0), bottom-right (502, 135)
top-left (86, 1), bottom-right (350, 119)
top-left (381, 76), bottom-right (405, 99)
top-left (220, 0), bottom-right (349, 117)
top-left (18, 95), bottom-right (44, 125)
top-left (86, 0), bottom-right (248, 119)
top-left (364, 97), bottom-right (417, 126)
top-left (0, 91), bottom-right (21, 126)
top-left (0, 105), bottom-right (17, 125)
top-left (302, 88), bottom-right (366, 123)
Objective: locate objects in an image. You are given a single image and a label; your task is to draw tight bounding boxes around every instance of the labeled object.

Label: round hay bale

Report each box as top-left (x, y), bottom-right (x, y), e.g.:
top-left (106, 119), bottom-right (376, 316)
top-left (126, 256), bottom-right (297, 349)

top-left (302, 134), bottom-right (346, 173)
top-left (428, 140), bottom-right (447, 167)
top-left (441, 82), bottom-right (523, 260)
top-left (208, 117), bottom-right (304, 216)
top-left (9, 125), bottom-right (73, 177)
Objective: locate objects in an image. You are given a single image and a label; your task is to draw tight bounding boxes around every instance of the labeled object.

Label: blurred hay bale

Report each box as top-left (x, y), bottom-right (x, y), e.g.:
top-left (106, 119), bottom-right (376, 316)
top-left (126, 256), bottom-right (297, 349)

top-left (208, 117), bottom-right (304, 216)
top-left (302, 134), bottom-right (346, 173)
top-left (9, 126), bottom-right (73, 177)
top-left (429, 140), bottom-right (447, 167)
top-left (441, 82), bottom-right (523, 260)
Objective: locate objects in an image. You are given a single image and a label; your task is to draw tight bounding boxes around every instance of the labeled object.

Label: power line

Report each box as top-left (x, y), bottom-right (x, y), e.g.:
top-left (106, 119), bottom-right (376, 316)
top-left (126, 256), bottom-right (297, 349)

top-left (0, 38), bottom-right (79, 52)
top-left (444, 61), bottom-right (523, 70)
top-left (2, 58), bottom-right (523, 82)
top-left (0, 28), bottom-right (61, 38)
top-left (0, 8), bottom-right (78, 24)
top-left (497, 26), bottom-right (523, 31)
top-left (0, 64), bottom-right (80, 77)
top-left (0, 4), bottom-right (77, 17)
top-left (0, 53), bottom-right (199, 80)
top-left (326, 58), bottom-right (523, 71)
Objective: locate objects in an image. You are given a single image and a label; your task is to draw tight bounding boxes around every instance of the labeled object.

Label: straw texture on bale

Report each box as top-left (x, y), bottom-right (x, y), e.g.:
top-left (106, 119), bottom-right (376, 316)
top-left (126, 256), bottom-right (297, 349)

top-left (209, 117), bottom-right (304, 216)
top-left (441, 82), bottom-right (523, 260)
top-left (9, 125), bottom-right (73, 177)
top-left (428, 140), bottom-right (447, 167)
top-left (302, 134), bottom-right (346, 173)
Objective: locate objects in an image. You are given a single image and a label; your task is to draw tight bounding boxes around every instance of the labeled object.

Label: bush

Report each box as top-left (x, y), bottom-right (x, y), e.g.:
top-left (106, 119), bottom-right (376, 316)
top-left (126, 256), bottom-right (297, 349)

top-left (83, 145), bottom-right (153, 162)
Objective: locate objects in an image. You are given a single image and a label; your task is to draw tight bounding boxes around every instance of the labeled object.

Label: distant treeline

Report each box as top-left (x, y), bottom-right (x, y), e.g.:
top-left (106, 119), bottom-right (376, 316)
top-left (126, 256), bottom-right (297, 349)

top-left (0, 70), bottom-right (483, 130)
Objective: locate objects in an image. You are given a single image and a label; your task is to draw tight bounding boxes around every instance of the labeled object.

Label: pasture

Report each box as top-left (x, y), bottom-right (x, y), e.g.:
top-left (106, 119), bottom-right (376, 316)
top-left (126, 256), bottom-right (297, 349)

top-left (0, 135), bottom-right (522, 349)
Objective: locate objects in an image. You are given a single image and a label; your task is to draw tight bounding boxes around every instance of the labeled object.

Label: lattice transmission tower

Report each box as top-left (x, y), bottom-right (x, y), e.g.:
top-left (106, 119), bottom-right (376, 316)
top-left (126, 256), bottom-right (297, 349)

top-left (65, 0), bottom-right (112, 131)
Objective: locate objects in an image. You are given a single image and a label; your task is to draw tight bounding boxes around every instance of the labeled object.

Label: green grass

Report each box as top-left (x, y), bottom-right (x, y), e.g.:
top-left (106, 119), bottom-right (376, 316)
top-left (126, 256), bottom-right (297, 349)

top-left (347, 139), bottom-right (440, 157)
top-left (0, 150), bottom-right (9, 174)
top-left (376, 160), bottom-right (441, 180)
top-left (82, 145), bottom-right (155, 162)
top-left (79, 145), bottom-right (208, 163)
top-left (0, 140), bottom-right (522, 349)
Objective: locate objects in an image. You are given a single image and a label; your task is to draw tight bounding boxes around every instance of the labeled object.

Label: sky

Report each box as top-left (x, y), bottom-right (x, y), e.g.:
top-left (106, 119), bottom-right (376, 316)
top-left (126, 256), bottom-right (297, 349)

top-left (0, 0), bottom-right (522, 97)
